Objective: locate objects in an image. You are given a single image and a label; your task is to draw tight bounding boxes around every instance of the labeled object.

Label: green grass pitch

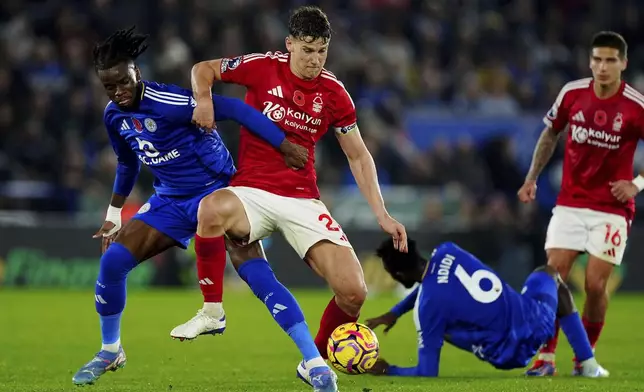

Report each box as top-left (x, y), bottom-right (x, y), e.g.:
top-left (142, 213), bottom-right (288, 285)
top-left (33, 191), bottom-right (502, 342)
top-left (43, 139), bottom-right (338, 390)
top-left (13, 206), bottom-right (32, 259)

top-left (1, 289), bottom-right (643, 391)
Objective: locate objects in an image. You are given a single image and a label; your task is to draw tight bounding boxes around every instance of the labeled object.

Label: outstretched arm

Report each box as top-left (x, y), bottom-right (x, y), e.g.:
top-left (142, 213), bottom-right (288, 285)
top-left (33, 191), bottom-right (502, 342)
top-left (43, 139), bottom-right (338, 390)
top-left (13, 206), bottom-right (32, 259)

top-left (211, 94), bottom-right (307, 169)
top-left (390, 286), bottom-right (420, 317)
top-left (336, 128), bottom-right (408, 252)
top-left (212, 94), bottom-right (285, 148)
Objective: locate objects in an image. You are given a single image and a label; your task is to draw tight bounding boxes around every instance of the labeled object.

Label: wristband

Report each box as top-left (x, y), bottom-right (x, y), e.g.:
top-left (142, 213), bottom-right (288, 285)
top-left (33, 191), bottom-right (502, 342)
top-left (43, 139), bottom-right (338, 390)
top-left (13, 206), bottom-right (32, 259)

top-left (633, 175), bottom-right (644, 192)
top-left (106, 205), bottom-right (122, 223)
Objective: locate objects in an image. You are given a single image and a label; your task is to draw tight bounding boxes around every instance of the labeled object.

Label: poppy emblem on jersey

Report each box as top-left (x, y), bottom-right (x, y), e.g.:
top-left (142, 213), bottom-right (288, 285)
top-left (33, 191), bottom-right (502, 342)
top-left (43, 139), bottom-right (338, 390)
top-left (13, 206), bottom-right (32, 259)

top-left (313, 94), bottom-right (323, 113)
top-left (144, 118), bottom-right (157, 132)
top-left (613, 113), bottom-right (623, 132)
top-left (594, 110), bottom-right (607, 126)
top-left (132, 118), bottom-right (144, 133)
top-left (293, 90), bottom-right (305, 106)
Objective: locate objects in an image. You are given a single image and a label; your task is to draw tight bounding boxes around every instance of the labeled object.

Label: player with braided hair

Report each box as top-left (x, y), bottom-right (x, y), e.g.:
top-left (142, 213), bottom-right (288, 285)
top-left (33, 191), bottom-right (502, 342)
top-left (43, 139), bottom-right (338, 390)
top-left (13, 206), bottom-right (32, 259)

top-left (72, 26), bottom-right (308, 385)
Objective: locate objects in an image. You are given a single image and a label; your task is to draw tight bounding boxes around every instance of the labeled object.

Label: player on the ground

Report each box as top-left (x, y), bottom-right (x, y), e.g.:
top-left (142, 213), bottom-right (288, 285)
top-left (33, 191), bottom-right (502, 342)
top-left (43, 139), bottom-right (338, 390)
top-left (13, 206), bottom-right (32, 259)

top-left (364, 239), bottom-right (609, 377)
top-left (71, 27), bottom-right (309, 386)
top-left (518, 31), bottom-right (644, 376)
top-left (170, 5), bottom-right (407, 390)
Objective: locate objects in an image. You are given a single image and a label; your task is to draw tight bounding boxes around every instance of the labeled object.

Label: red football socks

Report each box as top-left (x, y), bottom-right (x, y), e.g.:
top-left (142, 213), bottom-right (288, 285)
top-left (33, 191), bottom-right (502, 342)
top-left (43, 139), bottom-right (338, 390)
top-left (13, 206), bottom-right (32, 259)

top-left (582, 317), bottom-right (605, 348)
top-left (195, 234), bottom-right (226, 303)
top-left (314, 297), bottom-right (358, 359)
top-left (540, 319), bottom-right (560, 355)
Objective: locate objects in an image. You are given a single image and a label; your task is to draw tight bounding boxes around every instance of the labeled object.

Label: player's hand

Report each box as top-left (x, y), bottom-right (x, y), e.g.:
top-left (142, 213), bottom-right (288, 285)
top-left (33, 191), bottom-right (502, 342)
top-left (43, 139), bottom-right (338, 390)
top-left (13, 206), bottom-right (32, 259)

top-left (366, 358), bottom-right (390, 375)
top-left (279, 139), bottom-right (308, 169)
top-left (378, 214), bottom-right (408, 253)
top-left (365, 312), bottom-right (398, 334)
top-left (517, 180), bottom-right (537, 203)
top-left (610, 180), bottom-right (639, 203)
top-left (93, 221), bottom-right (120, 254)
top-left (192, 97), bottom-right (216, 132)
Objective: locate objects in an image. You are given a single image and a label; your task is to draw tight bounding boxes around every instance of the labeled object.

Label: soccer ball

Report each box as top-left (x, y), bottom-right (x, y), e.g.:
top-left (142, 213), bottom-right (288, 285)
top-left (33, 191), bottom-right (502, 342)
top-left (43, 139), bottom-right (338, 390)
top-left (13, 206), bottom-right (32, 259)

top-left (327, 322), bottom-right (379, 375)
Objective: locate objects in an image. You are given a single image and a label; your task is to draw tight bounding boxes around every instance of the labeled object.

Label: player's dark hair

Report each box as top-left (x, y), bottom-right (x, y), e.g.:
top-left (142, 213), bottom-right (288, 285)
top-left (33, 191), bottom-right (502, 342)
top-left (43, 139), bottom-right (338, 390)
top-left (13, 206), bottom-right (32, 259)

top-left (288, 6), bottom-right (331, 43)
top-left (591, 31), bottom-right (628, 58)
top-left (93, 26), bottom-right (149, 71)
top-left (376, 238), bottom-right (422, 273)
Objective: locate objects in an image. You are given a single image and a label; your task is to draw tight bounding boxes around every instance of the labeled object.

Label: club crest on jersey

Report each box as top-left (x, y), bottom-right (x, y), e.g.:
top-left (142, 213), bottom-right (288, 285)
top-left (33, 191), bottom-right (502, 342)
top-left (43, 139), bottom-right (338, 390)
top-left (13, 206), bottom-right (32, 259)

top-left (220, 56), bottom-right (242, 73)
top-left (132, 118), bottom-right (144, 133)
top-left (613, 113), bottom-right (623, 132)
top-left (138, 202), bottom-right (151, 214)
top-left (594, 110), bottom-right (607, 126)
top-left (293, 90), bottom-right (305, 106)
top-left (313, 93), bottom-right (323, 113)
top-left (144, 118), bottom-right (157, 132)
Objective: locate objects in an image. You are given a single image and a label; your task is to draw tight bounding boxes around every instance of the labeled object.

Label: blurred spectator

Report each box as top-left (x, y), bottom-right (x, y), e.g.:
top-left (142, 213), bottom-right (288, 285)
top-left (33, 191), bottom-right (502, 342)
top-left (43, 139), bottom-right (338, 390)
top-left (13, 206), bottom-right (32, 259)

top-left (1, 0), bottom-right (642, 233)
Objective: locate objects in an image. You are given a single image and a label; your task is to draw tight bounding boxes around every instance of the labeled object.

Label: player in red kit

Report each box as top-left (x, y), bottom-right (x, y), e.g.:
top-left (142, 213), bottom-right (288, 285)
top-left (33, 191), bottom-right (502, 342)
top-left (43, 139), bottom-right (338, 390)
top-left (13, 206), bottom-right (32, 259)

top-left (171, 6), bottom-right (407, 390)
top-left (518, 31), bottom-right (644, 376)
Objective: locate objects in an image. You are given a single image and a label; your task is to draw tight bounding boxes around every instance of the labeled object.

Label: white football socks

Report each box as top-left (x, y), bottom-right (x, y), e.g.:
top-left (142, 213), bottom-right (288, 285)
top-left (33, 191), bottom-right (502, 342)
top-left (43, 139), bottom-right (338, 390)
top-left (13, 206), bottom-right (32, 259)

top-left (306, 357), bottom-right (328, 369)
top-left (202, 302), bottom-right (224, 318)
top-left (102, 339), bottom-right (121, 353)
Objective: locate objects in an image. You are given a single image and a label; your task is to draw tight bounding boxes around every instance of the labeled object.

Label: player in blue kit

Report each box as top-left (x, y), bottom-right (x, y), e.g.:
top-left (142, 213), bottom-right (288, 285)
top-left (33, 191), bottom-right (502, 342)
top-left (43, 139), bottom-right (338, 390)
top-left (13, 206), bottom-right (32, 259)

top-left (365, 239), bottom-right (610, 378)
top-left (71, 27), bottom-right (309, 385)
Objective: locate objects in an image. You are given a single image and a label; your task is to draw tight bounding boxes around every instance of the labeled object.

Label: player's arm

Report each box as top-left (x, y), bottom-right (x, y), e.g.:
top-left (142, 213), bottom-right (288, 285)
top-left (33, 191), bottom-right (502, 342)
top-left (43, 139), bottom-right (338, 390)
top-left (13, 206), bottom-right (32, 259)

top-left (212, 94), bottom-right (285, 147)
top-left (94, 109), bottom-right (141, 248)
top-left (524, 126), bottom-right (561, 182)
top-left (390, 286), bottom-right (420, 316)
top-left (336, 127), bottom-right (407, 251)
top-left (518, 88), bottom-right (570, 202)
top-left (386, 294), bottom-right (445, 377)
top-left (105, 113), bottom-right (141, 208)
top-left (191, 54), bottom-right (265, 129)
top-left (610, 111), bottom-right (644, 202)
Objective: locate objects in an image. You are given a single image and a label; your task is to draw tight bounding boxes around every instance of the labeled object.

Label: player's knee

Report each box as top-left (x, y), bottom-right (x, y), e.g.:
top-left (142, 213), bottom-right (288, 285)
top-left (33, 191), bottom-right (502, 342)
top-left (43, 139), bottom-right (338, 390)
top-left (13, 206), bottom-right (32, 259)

top-left (335, 282), bottom-right (367, 314)
top-left (197, 193), bottom-right (227, 227)
top-left (546, 254), bottom-right (575, 280)
top-left (584, 276), bottom-right (608, 300)
top-left (98, 243), bottom-right (137, 284)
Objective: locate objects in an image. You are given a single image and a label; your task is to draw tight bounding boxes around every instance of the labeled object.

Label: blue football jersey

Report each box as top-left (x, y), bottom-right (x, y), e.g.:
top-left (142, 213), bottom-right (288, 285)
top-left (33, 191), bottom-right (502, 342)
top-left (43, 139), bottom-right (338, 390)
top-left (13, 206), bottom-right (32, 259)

top-left (389, 242), bottom-right (553, 377)
top-left (104, 81), bottom-right (235, 197)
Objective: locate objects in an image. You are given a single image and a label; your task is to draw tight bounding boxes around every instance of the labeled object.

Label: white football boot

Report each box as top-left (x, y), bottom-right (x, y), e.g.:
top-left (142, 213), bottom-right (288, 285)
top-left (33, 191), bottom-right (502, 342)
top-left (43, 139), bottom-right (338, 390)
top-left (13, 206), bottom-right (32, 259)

top-left (296, 360), bottom-right (339, 392)
top-left (578, 361), bottom-right (610, 378)
top-left (170, 309), bottom-right (226, 341)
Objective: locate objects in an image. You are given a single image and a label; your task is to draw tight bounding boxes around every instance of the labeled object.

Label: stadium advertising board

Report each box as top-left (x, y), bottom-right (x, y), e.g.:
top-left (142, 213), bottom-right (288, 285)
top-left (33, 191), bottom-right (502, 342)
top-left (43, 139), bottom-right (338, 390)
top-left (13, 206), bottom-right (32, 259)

top-left (0, 226), bottom-right (635, 292)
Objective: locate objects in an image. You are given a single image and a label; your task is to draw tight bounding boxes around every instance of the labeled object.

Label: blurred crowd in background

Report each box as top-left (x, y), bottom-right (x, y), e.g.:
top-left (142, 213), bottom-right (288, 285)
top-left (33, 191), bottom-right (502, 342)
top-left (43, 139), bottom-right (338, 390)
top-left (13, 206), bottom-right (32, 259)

top-left (2, 0), bottom-right (644, 231)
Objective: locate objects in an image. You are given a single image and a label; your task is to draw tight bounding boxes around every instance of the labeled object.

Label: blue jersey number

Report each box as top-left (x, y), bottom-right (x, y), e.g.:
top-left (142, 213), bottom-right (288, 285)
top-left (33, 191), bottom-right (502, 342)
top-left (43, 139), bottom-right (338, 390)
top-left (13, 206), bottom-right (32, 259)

top-left (454, 265), bottom-right (503, 304)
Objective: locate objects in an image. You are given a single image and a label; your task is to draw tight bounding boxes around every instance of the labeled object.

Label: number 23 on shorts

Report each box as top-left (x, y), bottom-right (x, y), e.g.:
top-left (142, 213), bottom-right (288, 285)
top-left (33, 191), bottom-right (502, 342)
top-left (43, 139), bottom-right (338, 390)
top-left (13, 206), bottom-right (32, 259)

top-left (318, 213), bottom-right (348, 242)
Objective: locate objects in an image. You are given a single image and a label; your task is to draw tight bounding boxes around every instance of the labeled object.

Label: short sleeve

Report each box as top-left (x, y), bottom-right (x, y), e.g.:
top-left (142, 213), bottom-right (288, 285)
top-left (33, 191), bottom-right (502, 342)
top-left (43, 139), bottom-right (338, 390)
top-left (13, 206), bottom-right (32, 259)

top-left (543, 86), bottom-right (572, 133)
top-left (330, 80), bottom-right (358, 135)
top-left (219, 53), bottom-right (272, 88)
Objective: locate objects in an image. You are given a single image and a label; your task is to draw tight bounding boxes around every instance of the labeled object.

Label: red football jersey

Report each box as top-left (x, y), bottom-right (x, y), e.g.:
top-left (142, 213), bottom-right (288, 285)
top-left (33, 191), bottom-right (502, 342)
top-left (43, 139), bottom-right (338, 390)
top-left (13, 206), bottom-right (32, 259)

top-left (544, 78), bottom-right (644, 220)
top-left (219, 52), bottom-right (357, 199)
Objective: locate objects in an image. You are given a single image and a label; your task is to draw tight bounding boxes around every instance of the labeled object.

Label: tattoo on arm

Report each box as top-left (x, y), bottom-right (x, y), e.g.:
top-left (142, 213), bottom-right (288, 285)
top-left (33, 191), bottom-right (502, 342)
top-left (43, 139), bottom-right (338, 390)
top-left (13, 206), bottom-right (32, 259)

top-left (526, 127), bottom-right (561, 181)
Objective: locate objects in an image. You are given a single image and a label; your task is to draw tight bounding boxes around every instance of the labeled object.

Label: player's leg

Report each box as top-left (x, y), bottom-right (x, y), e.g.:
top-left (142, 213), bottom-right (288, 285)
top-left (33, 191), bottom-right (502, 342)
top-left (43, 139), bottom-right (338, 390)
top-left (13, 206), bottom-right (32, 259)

top-left (273, 199), bottom-right (366, 360)
top-left (574, 213), bottom-right (627, 371)
top-left (554, 272), bottom-right (610, 377)
top-left (522, 266), bottom-right (608, 377)
top-left (307, 242), bottom-right (367, 348)
top-left (73, 204), bottom-right (179, 385)
top-left (171, 187), bottom-right (263, 339)
top-left (227, 240), bottom-right (332, 386)
top-left (527, 206), bottom-right (585, 376)
top-left (195, 190), bottom-right (249, 318)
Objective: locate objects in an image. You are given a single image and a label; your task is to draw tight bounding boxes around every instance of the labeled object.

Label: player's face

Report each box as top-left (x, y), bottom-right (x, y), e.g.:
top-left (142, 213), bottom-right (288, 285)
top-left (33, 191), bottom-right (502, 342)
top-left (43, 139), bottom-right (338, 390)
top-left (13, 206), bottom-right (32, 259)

top-left (97, 62), bottom-right (141, 108)
top-left (286, 36), bottom-right (329, 80)
top-left (589, 47), bottom-right (626, 86)
top-left (386, 266), bottom-right (418, 288)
